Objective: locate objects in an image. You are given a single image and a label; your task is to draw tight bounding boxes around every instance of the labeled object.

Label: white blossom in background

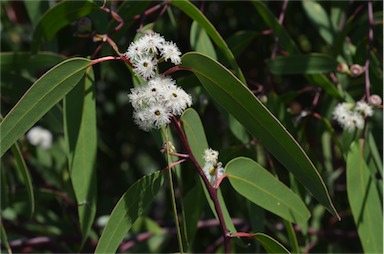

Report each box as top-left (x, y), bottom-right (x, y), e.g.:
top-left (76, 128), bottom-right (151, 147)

top-left (125, 32), bottom-right (182, 80)
top-left (26, 126), bottom-right (53, 149)
top-left (202, 148), bottom-right (224, 186)
top-left (332, 100), bottom-right (375, 132)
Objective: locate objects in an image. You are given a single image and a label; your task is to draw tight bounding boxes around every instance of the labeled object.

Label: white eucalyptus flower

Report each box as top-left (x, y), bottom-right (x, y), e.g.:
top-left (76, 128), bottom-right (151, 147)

top-left (26, 126), bottom-right (53, 149)
top-left (355, 101), bottom-right (374, 117)
top-left (160, 41), bottom-right (182, 65)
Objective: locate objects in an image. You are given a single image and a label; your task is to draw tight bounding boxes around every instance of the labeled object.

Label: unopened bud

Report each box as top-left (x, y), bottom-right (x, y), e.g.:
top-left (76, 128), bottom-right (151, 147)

top-left (337, 63), bottom-right (349, 74)
top-left (350, 64), bottom-right (365, 77)
top-left (368, 94), bottom-right (382, 106)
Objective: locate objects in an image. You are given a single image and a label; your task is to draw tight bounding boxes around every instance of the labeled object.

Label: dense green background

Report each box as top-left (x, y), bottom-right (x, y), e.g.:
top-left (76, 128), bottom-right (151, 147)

top-left (1, 0), bottom-right (382, 253)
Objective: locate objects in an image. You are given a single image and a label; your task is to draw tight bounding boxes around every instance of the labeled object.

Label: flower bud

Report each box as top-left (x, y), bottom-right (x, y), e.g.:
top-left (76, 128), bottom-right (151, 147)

top-left (350, 64), bottom-right (365, 77)
top-left (368, 94), bottom-right (382, 106)
top-left (336, 63), bottom-right (349, 74)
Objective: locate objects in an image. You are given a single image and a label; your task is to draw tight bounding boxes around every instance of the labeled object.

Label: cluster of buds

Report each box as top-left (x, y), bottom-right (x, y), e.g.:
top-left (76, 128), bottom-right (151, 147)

top-left (126, 32), bottom-right (191, 131)
top-left (332, 100), bottom-right (375, 132)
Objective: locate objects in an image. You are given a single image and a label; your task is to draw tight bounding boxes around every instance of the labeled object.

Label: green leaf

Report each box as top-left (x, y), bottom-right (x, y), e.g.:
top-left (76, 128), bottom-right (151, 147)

top-left (1, 218), bottom-right (12, 254)
top-left (0, 58), bottom-right (91, 157)
top-left (181, 108), bottom-right (237, 233)
top-left (64, 67), bottom-right (97, 245)
top-left (304, 74), bottom-right (343, 100)
top-left (190, 21), bottom-right (217, 59)
top-left (31, 0), bottom-right (98, 52)
top-left (302, 0), bottom-right (334, 44)
top-left (268, 54), bottom-right (339, 74)
top-left (171, 0), bottom-right (245, 83)
top-left (95, 171), bottom-right (165, 253)
top-left (10, 142), bottom-right (35, 218)
top-left (347, 140), bottom-right (383, 253)
top-left (181, 52), bottom-right (339, 219)
top-left (226, 157), bottom-right (310, 225)
top-left (254, 233), bottom-right (290, 254)
top-left (226, 30), bottom-right (258, 58)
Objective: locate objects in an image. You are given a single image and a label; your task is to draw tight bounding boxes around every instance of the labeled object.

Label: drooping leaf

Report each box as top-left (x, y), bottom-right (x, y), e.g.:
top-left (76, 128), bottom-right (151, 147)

top-left (254, 233), bottom-right (290, 254)
top-left (347, 140), bottom-right (383, 253)
top-left (171, 0), bottom-right (245, 83)
top-left (31, 0), bottom-right (98, 52)
top-left (268, 54), bottom-right (339, 74)
top-left (10, 142), bottom-right (35, 218)
top-left (181, 52), bottom-right (339, 219)
top-left (64, 67), bottom-right (97, 246)
top-left (302, 0), bottom-right (334, 45)
top-left (226, 157), bottom-right (310, 225)
top-left (94, 171), bottom-right (165, 253)
top-left (0, 58), bottom-right (91, 157)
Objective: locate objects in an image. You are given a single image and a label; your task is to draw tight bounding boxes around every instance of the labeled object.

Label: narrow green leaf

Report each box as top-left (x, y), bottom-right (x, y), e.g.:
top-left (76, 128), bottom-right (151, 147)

top-left (64, 67), bottom-right (97, 245)
top-left (283, 220), bottom-right (299, 254)
top-left (226, 157), bottom-right (310, 225)
top-left (0, 58), bottom-right (91, 157)
top-left (171, 0), bottom-right (246, 83)
top-left (302, 0), bottom-right (334, 44)
top-left (181, 108), bottom-right (237, 233)
top-left (181, 52), bottom-right (339, 219)
top-left (254, 233), bottom-right (290, 254)
top-left (95, 171), bottom-right (165, 253)
top-left (31, 0), bottom-right (98, 52)
top-left (304, 74), bottom-right (343, 100)
top-left (190, 21), bottom-right (217, 59)
top-left (347, 140), bottom-right (383, 253)
top-left (226, 30), bottom-right (258, 58)
top-left (10, 142), bottom-right (35, 218)
top-left (1, 219), bottom-right (12, 254)
top-left (268, 54), bottom-right (338, 74)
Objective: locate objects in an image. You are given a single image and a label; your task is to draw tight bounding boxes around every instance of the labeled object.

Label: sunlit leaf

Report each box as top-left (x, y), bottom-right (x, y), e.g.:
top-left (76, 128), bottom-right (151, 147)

top-left (347, 140), bottom-right (383, 253)
top-left (0, 58), bottom-right (91, 157)
top-left (64, 67), bottom-right (97, 246)
top-left (226, 157), bottom-right (310, 225)
top-left (95, 171), bottom-right (166, 253)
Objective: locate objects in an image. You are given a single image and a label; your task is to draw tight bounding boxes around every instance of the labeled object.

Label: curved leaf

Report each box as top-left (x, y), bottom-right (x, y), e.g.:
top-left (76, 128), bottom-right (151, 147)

top-left (190, 21), bottom-right (217, 59)
top-left (10, 142), bottom-right (35, 218)
top-left (95, 171), bottom-right (165, 253)
top-left (0, 58), bottom-right (91, 157)
top-left (226, 157), bottom-right (310, 225)
top-left (181, 52), bottom-right (339, 219)
top-left (254, 233), bottom-right (290, 254)
top-left (171, 0), bottom-right (245, 83)
top-left (268, 54), bottom-right (339, 74)
top-left (64, 67), bottom-right (97, 246)
top-left (31, 0), bottom-right (98, 52)
top-left (347, 140), bottom-right (383, 253)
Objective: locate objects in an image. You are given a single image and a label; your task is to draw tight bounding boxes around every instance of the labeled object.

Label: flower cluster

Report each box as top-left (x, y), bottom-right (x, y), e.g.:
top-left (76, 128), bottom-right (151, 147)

top-left (202, 148), bottom-right (224, 187)
top-left (125, 32), bottom-right (182, 80)
top-left (26, 126), bottom-right (53, 149)
top-left (128, 76), bottom-right (192, 131)
top-left (332, 101), bottom-right (374, 132)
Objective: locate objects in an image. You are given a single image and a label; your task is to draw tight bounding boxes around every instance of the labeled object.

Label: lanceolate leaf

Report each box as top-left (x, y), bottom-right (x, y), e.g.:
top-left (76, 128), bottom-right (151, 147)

top-left (10, 142), bottom-right (35, 218)
top-left (268, 54), bottom-right (339, 74)
top-left (254, 233), bottom-right (290, 254)
top-left (226, 157), bottom-right (310, 225)
top-left (0, 58), bottom-right (91, 157)
top-left (181, 52), bottom-right (339, 219)
top-left (95, 171), bottom-right (165, 253)
top-left (347, 140), bottom-right (383, 253)
top-left (64, 67), bottom-right (97, 245)
top-left (31, 0), bottom-right (98, 52)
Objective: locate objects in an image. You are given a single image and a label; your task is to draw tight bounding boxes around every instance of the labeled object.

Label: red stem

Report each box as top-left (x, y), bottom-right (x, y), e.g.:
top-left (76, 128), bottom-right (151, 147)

top-left (171, 116), bottom-right (230, 253)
